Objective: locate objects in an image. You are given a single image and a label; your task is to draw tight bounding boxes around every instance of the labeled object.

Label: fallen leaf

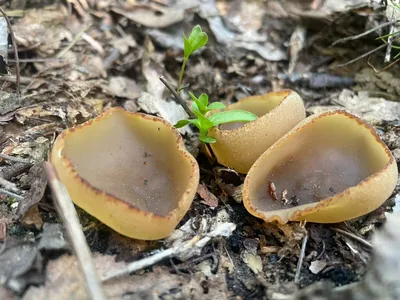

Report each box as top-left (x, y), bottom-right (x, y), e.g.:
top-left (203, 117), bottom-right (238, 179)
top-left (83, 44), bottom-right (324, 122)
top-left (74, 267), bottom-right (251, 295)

top-left (241, 250), bottom-right (263, 274)
top-left (24, 254), bottom-right (194, 300)
top-left (197, 184), bottom-right (219, 208)
top-left (108, 76), bottom-right (141, 100)
top-left (22, 205), bottom-right (43, 230)
top-left (18, 164), bottom-right (48, 217)
top-left (137, 92), bottom-right (191, 134)
top-left (112, 5), bottom-right (184, 28)
top-left (0, 92), bottom-right (21, 115)
top-left (308, 89), bottom-right (400, 124)
top-left (309, 260), bottom-right (327, 274)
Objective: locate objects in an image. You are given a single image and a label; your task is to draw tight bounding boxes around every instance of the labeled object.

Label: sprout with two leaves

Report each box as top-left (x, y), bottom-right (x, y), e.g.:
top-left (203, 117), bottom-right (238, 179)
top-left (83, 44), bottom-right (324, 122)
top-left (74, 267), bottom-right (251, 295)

top-left (174, 25), bottom-right (258, 143)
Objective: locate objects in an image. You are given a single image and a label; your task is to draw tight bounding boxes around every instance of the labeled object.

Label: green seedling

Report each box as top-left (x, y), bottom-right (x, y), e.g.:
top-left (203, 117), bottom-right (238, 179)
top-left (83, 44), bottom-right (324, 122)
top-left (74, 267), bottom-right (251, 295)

top-left (174, 25), bottom-right (258, 144)
top-left (178, 25), bottom-right (208, 92)
top-left (175, 92), bottom-right (257, 143)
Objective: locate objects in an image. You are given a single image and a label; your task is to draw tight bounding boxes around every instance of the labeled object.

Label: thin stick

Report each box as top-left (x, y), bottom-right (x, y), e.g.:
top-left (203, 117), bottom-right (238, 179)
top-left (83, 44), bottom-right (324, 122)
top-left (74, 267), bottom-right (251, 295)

top-left (0, 187), bottom-right (23, 200)
top-left (102, 222), bottom-right (236, 282)
top-left (0, 7), bottom-right (20, 94)
top-left (335, 43), bottom-right (386, 68)
top-left (332, 227), bottom-right (373, 249)
top-left (0, 153), bottom-right (31, 164)
top-left (331, 20), bottom-right (399, 46)
top-left (44, 162), bottom-right (106, 300)
top-left (0, 176), bottom-right (19, 192)
top-left (368, 55), bottom-right (400, 73)
top-left (294, 233), bottom-right (308, 284)
top-left (159, 76), bottom-right (196, 119)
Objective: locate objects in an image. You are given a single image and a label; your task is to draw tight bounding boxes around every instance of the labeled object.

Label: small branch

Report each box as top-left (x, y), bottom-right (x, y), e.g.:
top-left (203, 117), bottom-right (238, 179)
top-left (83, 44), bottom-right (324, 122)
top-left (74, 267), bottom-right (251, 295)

top-left (0, 153), bottom-right (31, 164)
top-left (0, 7), bottom-right (20, 94)
top-left (44, 162), bottom-right (106, 300)
top-left (294, 233), bottom-right (308, 284)
top-left (334, 43), bottom-right (386, 68)
top-left (332, 227), bottom-right (373, 249)
top-left (0, 187), bottom-right (23, 200)
top-left (159, 76), bottom-right (196, 119)
top-left (331, 20), bottom-right (399, 46)
top-left (0, 176), bottom-right (19, 193)
top-left (102, 222), bottom-right (236, 282)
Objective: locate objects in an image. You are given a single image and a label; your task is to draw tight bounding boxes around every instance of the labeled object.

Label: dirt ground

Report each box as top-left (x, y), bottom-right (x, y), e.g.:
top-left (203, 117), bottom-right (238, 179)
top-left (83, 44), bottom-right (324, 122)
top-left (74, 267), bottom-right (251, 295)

top-left (0, 0), bottom-right (399, 299)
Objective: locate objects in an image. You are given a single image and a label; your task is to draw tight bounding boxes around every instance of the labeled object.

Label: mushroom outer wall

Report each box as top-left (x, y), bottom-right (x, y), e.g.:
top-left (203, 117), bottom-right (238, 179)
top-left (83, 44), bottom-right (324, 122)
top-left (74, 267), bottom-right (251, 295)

top-left (208, 90), bottom-right (306, 174)
top-left (51, 108), bottom-right (200, 240)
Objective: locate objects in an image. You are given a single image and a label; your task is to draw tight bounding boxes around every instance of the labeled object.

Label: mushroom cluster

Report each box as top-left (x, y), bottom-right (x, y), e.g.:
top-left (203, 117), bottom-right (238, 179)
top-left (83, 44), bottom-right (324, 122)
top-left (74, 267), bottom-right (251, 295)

top-left (50, 90), bottom-right (398, 240)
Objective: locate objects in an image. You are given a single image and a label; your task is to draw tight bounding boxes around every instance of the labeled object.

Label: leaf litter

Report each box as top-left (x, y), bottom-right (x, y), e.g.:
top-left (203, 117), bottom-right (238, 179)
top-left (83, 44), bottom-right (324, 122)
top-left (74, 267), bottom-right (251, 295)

top-left (0, 0), bottom-right (399, 299)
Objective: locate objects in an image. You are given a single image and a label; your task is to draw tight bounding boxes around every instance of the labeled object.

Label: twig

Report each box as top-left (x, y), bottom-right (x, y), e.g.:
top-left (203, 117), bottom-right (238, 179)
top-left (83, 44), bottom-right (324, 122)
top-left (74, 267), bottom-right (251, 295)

top-left (368, 55), bottom-right (400, 73)
top-left (159, 76), bottom-right (196, 119)
top-left (0, 153), bottom-right (31, 164)
top-left (331, 20), bottom-right (399, 46)
top-left (335, 43), bottom-right (386, 68)
top-left (57, 24), bottom-right (90, 58)
top-left (102, 222), bottom-right (236, 282)
top-left (0, 7), bottom-right (20, 94)
top-left (0, 187), bottom-right (23, 200)
top-left (44, 162), bottom-right (106, 300)
top-left (332, 227), bottom-right (373, 249)
top-left (294, 233), bottom-right (308, 284)
top-left (0, 176), bottom-right (19, 192)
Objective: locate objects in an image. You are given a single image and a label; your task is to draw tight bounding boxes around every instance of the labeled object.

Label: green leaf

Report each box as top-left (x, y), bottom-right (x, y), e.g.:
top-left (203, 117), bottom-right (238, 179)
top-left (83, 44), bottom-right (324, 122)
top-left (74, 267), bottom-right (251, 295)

top-left (183, 36), bottom-right (192, 59)
top-left (198, 93), bottom-right (209, 107)
top-left (174, 119), bottom-right (191, 128)
top-left (199, 135), bottom-right (216, 144)
top-left (188, 25), bottom-right (208, 53)
top-left (206, 102), bottom-right (226, 111)
top-left (188, 119), bottom-right (202, 130)
top-left (209, 110), bottom-right (258, 126)
top-left (189, 91), bottom-right (207, 114)
top-left (190, 32), bottom-right (208, 52)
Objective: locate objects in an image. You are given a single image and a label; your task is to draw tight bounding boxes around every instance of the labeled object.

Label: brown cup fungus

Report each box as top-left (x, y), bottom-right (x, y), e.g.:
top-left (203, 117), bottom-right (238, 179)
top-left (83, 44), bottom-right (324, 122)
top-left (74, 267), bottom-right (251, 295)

top-left (51, 107), bottom-right (199, 240)
top-left (207, 90), bottom-right (305, 174)
top-left (243, 110), bottom-right (398, 224)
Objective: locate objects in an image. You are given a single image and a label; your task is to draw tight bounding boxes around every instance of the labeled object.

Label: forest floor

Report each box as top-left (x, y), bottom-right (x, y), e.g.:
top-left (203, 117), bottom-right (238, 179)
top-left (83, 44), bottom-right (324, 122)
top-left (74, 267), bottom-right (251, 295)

top-left (0, 0), bottom-right (399, 299)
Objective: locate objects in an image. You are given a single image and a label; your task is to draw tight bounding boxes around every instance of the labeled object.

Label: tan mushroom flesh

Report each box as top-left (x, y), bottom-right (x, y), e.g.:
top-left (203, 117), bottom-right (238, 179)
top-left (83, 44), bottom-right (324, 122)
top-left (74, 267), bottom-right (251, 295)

top-left (243, 110), bottom-right (398, 224)
top-left (51, 107), bottom-right (199, 240)
top-left (207, 90), bottom-right (305, 174)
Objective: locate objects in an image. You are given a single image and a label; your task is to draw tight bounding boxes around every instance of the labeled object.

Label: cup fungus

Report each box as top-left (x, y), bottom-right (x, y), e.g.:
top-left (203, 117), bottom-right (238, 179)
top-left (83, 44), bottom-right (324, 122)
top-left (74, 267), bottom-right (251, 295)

top-left (51, 107), bottom-right (199, 240)
top-left (207, 90), bottom-right (305, 174)
top-left (243, 110), bottom-right (398, 224)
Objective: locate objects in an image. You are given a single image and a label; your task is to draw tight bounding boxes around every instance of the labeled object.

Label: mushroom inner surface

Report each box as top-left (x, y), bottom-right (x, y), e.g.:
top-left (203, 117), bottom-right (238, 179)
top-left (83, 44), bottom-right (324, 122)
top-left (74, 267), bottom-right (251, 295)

top-left (252, 115), bottom-right (390, 211)
top-left (63, 112), bottom-right (187, 216)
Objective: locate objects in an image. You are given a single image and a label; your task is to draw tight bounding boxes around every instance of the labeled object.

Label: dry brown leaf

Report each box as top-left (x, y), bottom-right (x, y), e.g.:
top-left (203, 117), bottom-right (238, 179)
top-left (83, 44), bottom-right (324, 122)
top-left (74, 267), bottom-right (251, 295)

top-left (22, 205), bottom-right (43, 230)
top-left (197, 183), bottom-right (219, 208)
top-left (24, 254), bottom-right (193, 300)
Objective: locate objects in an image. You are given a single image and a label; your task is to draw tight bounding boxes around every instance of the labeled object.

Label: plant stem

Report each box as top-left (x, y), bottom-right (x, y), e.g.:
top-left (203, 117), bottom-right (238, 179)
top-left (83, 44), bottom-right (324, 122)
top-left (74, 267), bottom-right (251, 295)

top-left (177, 58), bottom-right (187, 92)
top-left (0, 7), bottom-right (20, 95)
top-left (159, 76), bottom-right (196, 119)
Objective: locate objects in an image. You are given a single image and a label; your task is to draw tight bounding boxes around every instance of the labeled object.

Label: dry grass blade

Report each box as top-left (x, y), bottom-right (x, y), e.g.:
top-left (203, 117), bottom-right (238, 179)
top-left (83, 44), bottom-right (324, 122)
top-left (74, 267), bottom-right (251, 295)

top-left (44, 161), bottom-right (106, 300)
top-left (332, 227), bottom-right (373, 249)
top-left (331, 20), bottom-right (399, 46)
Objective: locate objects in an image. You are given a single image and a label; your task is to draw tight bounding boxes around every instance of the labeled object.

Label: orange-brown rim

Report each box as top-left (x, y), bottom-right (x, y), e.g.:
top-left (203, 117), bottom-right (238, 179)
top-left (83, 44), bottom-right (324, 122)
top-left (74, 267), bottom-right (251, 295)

top-left (52, 106), bottom-right (200, 220)
top-left (243, 110), bottom-right (396, 224)
top-left (212, 90), bottom-right (293, 135)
